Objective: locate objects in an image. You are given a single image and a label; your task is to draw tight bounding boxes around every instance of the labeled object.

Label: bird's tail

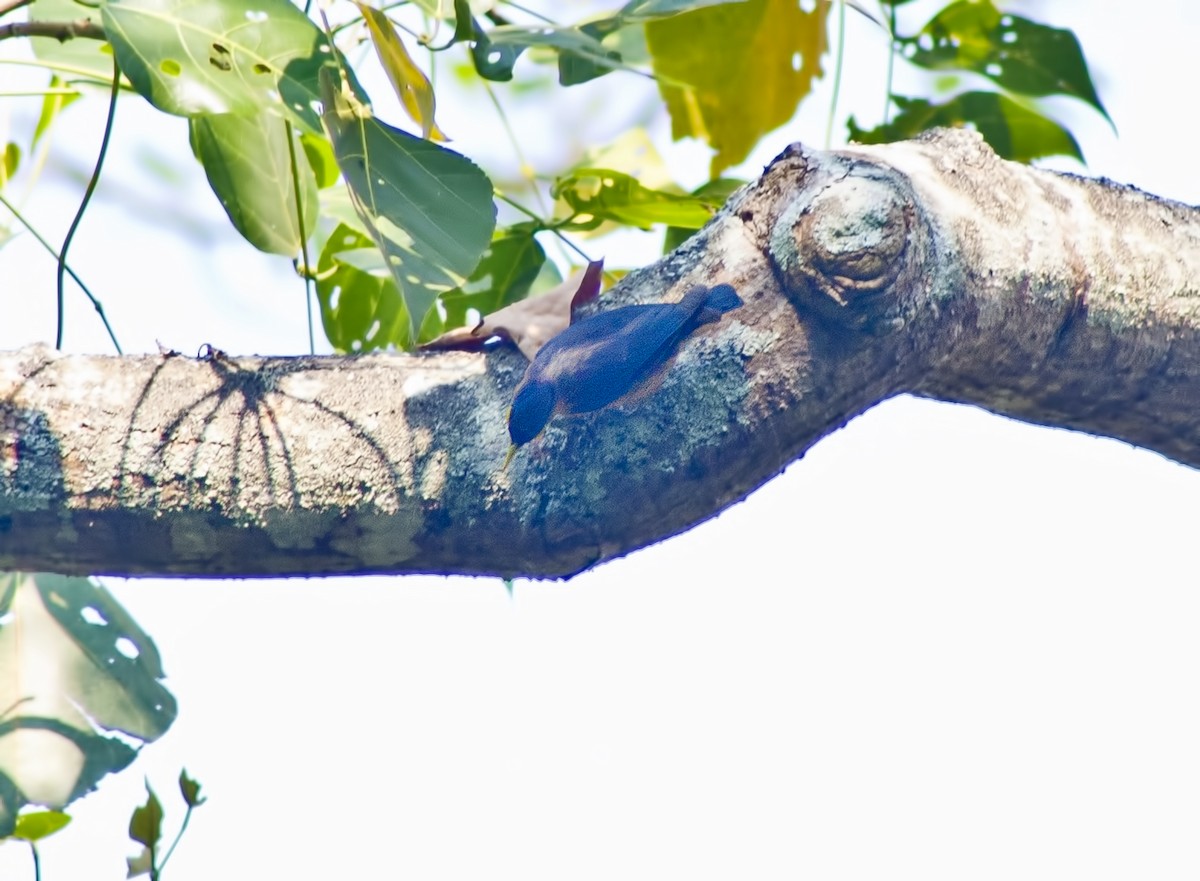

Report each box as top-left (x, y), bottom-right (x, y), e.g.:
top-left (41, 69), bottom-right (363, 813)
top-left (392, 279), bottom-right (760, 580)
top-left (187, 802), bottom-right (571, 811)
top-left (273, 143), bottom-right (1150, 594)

top-left (704, 283), bottom-right (742, 314)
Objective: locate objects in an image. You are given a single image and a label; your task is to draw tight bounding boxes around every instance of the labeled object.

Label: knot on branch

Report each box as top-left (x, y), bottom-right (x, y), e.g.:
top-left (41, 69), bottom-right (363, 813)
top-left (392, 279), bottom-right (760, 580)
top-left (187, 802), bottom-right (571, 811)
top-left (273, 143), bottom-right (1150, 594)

top-left (769, 173), bottom-right (912, 330)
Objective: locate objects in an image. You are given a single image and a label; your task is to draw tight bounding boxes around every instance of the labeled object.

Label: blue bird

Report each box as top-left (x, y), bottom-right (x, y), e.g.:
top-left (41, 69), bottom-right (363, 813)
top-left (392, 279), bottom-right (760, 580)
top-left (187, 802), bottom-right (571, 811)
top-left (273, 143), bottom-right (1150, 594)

top-left (504, 283), bottom-right (742, 465)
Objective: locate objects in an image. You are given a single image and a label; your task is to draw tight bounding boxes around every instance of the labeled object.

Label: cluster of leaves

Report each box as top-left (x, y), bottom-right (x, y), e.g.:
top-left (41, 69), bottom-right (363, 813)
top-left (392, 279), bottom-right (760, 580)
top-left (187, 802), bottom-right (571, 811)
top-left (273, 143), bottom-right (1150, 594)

top-left (0, 770), bottom-right (204, 881)
top-left (2, 0), bottom-right (837, 353)
top-left (0, 572), bottom-right (190, 877)
top-left (850, 0), bottom-right (1110, 162)
top-left (0, 0), bottom-right (1106, 355)
top-left (127, 771), bottom-right (206, 880)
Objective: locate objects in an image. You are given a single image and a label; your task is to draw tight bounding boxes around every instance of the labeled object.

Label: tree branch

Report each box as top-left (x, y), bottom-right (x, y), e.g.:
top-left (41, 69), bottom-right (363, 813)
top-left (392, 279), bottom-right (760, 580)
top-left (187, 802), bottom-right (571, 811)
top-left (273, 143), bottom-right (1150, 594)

top-left (0, 18), bottom-right (105, 43)
top-left (3, 129), bottom-right (1198, 578)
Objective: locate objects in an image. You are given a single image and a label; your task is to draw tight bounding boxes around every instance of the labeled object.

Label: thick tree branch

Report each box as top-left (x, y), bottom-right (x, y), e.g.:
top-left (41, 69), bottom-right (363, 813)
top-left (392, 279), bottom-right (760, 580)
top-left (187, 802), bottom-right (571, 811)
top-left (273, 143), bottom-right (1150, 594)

top-left (3, 129), bottom-right (1199, 578)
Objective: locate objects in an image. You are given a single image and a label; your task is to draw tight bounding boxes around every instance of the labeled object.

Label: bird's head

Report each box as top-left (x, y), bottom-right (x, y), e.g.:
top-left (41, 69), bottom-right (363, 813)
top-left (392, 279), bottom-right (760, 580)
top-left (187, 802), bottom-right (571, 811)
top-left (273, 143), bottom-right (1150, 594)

top-left (508, 378), bottom-right (557, 447)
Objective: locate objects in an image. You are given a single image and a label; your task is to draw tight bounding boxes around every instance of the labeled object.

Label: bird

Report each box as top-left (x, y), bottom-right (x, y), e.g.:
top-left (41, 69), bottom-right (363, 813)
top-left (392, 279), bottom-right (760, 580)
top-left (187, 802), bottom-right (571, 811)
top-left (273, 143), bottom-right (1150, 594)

top-left (504, 283), bottom-right (743, 467)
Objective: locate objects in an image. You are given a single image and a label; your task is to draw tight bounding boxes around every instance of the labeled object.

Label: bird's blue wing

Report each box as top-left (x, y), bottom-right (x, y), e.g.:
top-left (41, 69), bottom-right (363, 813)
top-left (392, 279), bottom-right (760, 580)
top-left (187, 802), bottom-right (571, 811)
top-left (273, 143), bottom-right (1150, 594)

top-left (537, 290), bottom-right (714, 413)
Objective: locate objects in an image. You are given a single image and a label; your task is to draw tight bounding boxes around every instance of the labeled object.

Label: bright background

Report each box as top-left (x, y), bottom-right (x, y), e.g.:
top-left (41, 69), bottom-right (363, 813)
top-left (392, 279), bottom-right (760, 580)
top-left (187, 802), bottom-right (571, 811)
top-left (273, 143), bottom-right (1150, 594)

top-left (4, 1), bottom-right (1200, 878)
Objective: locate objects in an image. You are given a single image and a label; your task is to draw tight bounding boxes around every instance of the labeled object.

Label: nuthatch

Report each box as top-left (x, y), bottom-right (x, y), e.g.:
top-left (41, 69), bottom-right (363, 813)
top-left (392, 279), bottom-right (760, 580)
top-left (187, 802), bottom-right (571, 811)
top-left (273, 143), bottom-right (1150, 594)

top-left (504, 283), bottom-right (742, 465)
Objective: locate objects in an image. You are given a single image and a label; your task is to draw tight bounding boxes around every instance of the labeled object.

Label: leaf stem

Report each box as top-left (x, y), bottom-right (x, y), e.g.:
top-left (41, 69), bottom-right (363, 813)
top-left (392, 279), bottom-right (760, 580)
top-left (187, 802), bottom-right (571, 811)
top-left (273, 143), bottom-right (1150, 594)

top-left (824, 0), bottom-right (846, 149)
top-left (284, 119), bottom-right (317, 354)
top-left (494, 191), bottom-right (601, 275)
top-left (883, 3), bottom-right (896, 124)
top-left (156, 803), bottom-right (194, 875)
top-left (482, 80), bottom-right (548, 216)
top-left (497, 1), bottom-right (555, 25)
top-left (0, 89), bottom-right (80, 98)
top-left (56, 55), bottom-right (119, 349)
top-left (0, 189), bottom-right (122, 353)
top-left (28, 841), bottom-right (41, 881)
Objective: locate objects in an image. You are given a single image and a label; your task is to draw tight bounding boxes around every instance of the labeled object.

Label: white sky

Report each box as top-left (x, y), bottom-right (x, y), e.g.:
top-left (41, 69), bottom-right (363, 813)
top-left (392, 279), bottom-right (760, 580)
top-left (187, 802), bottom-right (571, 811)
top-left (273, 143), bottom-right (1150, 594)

top-left (3, 1), bottom-right (1200, 878)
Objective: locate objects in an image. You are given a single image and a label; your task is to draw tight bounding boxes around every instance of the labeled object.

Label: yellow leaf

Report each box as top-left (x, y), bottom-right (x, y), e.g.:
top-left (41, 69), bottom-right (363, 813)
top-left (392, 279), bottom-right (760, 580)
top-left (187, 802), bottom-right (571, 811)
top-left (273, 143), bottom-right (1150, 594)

top-left (355, 2), bottom-right (448, 141)
top-left (646, 0), bottom-right (829, 176)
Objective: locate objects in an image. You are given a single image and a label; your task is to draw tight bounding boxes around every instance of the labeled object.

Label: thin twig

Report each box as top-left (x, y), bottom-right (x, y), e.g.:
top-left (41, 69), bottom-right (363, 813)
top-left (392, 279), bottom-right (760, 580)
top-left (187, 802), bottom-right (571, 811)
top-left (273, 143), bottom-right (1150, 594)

top-left (56, 54), bottom-right (120, 349)
top-left (0, 17), bottom-right (105, 42)
top-left (284, 119), bottom-right (317, 355)
top-left (824, 0), bottom-right (847, 149)
top-left (0, 189), bottom-right (122, 353)
top-left (156, 804), bottom-right (195, 875)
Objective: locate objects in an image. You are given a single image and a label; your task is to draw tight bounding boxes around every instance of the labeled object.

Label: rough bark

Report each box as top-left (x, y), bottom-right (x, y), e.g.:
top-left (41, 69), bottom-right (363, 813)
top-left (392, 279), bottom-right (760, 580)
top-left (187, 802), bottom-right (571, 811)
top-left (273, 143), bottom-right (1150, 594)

top-left (3, 128), bottom-right (1198, 579)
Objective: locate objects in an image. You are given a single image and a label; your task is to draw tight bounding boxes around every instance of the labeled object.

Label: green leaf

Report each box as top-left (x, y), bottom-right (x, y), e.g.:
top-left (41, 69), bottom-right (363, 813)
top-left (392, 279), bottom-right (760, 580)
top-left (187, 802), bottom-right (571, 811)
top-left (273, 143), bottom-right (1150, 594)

top-left (300, 132), bottom-right (339, 189)
top-left (126, 846), bottom-right (153, 878)
top-left (554, 0), bottom-right (750, 85)
top-left (450, 0), bottom-right (474, 44)
top-left (355, 3), bottom-right (447, 140)
top-left (128, 785), bottom-right (163, 848)
top-left (33, 79), bottom-right (82, 147)
top-left (179, 769), bottom-right (206, 807)
top-left (1, 143), bottom-right (18, 184)
top-left (101, 0), bottom-right (345, 134)
top-left (848, 92), bottom-right (1083, 164)
top-left (470, 21), bottom-right (633, 84)
top-left (319, 70), bottom-right (496, 345)
top-left (30, 0), bottom-right (115, 83)
top-left (25, 573), bottom-right (177, 739)
top-left (441, 224), bottom-right (547, 328)
top-left (470, 19), bottom-right (526, 81)
top-left (315, 223), bottom-right (412, 352)
top-left (0, 573), bottom-right (175, 823)
top-left (646, 0), bottom-right (829, 175)
top-left (553, 167), bottom-right (716, 230)
top-left (189, 112), bottom-right (318, 256)
top-left (12, 810), bottom-right (71, 842)
top-left (899, 0), bottom-right (1109, 123)
top-left (557, 19), bottom-right (623, 86)
top-left (662, 176), bottom-right (744, 253)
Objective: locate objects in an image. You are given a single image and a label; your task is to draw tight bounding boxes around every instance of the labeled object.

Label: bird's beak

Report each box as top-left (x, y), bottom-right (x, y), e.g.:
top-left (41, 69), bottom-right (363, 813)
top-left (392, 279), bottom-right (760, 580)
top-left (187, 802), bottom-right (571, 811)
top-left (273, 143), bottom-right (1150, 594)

top-left (500, 444), bottom-right (518, 473)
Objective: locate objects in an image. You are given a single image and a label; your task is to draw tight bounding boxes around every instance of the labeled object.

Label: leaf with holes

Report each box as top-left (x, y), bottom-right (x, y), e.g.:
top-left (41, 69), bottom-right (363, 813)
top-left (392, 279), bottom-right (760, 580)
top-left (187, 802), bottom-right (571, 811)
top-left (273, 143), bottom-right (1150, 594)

top-left (646, 0), bottom-right (829, 175)
top-left (0, 573), bottom-right (176, 834)
top-left (315, 223), bottom-right (413, 352)
top-left (475, 23), bottom-right (636, 85)
top-left (320, 70), bottom-right (496, 345)
top-left (190, 112), bottom-right (318, 256)
top-left (470, 20), bottom-right (526, 81)
top-left (553, 0), bottom-right (751, 86)
top-left (848, 92), bottom-right (1083, 164)
top-left (440, 223), bottom-right (548, 329)
top-left (553, 168), bottom-right (716, 231)
top-left (898, 0), bottom-right (1109, 124)
top-left (101, 0), bottom-right (345, 134)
